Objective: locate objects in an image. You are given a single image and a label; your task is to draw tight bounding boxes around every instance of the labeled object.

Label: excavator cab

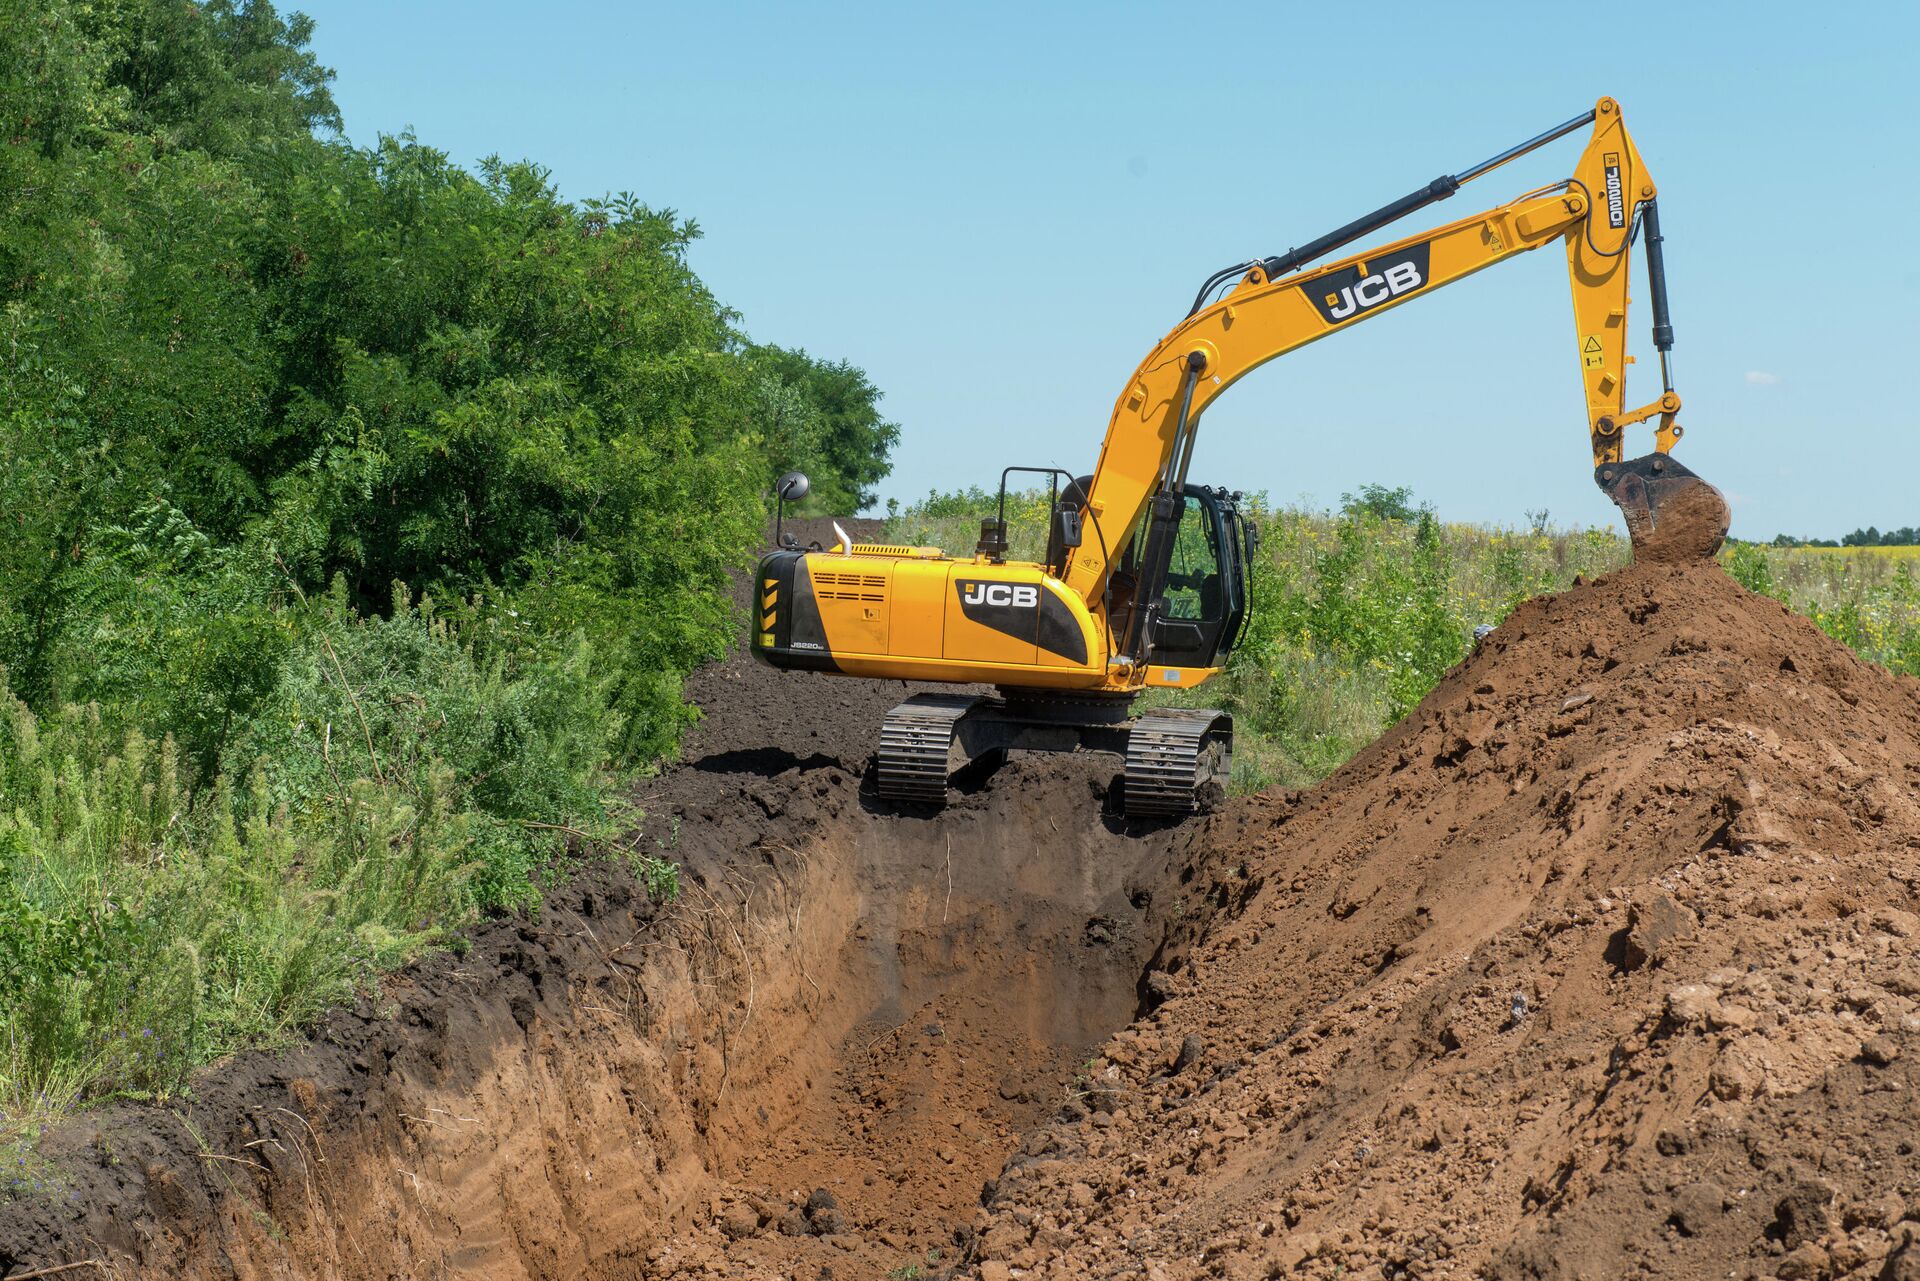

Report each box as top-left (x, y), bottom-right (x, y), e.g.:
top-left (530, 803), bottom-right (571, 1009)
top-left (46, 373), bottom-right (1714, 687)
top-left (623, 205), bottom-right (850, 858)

top-left (1119, 485), bottom-right (1254, 672)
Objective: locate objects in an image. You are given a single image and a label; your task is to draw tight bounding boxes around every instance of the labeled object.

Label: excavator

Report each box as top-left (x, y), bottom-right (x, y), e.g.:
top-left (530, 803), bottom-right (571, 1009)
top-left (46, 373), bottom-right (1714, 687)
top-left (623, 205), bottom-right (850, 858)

top-left (751, 96), bottom-right (1729, 818)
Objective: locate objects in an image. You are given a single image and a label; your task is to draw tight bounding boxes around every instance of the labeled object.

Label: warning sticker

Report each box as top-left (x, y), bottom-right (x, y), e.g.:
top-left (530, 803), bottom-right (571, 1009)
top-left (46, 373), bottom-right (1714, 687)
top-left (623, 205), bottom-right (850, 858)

top-left (1582, 335), bottom-right (1604, 368)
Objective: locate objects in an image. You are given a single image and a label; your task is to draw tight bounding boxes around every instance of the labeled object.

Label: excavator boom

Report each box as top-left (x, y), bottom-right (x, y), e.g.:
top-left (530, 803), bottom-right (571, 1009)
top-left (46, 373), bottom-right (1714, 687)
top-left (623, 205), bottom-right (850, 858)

top-left (1065, 95), bottom-right (1725, 609)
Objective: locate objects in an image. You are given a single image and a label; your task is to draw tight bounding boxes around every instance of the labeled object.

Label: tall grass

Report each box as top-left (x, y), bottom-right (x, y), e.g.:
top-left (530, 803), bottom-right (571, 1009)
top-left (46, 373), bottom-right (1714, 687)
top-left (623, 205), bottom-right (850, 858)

top-left (1724, 543), bottom-right (1920, 674)
top-left (0, 705), bottom-right (459, 1113)
top-left (0, 587), bottom-right (624, 1139)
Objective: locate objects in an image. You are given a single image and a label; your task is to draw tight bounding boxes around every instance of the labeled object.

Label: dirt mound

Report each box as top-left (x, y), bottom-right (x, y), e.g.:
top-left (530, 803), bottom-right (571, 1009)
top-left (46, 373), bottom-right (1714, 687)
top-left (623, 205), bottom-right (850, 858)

top-left (964, 562), bottom-right (1920, 1280)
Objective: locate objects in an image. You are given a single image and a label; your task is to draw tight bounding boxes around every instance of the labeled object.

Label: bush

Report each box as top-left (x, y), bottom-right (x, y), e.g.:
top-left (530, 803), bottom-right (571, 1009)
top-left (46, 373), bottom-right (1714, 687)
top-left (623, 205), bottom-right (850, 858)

top-left (0, 687), bottom-right (459, 1112)
top-left (0, 0), bottom-right (899, 1130)
top-left (0, 578), bottom-right (634, 1118)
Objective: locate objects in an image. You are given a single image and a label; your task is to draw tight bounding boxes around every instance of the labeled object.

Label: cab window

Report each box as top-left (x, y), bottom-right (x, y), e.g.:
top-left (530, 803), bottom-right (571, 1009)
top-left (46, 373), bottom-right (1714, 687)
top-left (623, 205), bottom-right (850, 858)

top-left (1161, 496), bottom-right (1223, 622)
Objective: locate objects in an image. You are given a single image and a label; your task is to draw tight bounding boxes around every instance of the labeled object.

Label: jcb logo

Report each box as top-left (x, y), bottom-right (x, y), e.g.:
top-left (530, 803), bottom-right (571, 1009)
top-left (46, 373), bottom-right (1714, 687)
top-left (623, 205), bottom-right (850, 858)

top-left (959, 581), bottom-right (1038, 608)
top-left (1304, 242), bottom-right (1432, 326)
top-left (1325, 260), bottom-right (1423, 319)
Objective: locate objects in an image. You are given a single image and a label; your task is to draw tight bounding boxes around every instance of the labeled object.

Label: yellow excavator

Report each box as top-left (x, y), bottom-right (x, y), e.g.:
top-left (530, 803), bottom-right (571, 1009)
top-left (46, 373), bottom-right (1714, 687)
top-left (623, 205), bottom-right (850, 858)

top-left (752, 96), bottom-right (1729, 817)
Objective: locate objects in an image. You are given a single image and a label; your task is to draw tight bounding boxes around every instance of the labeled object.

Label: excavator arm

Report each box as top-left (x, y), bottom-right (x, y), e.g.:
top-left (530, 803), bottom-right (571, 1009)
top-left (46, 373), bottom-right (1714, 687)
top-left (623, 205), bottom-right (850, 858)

top-left (1063, 96), bottom-right (1727, 607)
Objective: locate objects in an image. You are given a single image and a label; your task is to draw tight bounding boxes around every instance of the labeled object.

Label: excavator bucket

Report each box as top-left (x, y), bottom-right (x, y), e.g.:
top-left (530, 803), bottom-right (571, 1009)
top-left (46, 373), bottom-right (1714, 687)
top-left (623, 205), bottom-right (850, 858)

top-left (1595, 454), bottom-right (1730, 564)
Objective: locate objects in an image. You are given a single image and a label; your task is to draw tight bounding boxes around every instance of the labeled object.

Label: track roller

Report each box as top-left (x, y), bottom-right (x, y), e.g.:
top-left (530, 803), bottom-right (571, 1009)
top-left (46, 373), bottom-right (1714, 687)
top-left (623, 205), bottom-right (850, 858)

top-left (1123, 708), bottom-right (1233, 819)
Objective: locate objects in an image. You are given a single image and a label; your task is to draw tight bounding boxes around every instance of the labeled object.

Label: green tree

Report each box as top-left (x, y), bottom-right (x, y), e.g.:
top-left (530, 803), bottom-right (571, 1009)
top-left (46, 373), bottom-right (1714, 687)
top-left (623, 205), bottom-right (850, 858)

top-left (98, 0), bottom-right (341, 154)
top-left (1340, 483), bottom-right (1418, 523)
top-left (747, 343), bottom-right (899, 511)
top-left (0, 0), bottom-right (895, 770)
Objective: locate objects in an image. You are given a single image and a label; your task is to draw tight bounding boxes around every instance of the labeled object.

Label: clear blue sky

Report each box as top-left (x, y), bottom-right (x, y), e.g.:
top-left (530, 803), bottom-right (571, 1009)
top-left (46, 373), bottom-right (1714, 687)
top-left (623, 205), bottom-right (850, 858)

top-left (301, 0), bottom-right (1916, 539)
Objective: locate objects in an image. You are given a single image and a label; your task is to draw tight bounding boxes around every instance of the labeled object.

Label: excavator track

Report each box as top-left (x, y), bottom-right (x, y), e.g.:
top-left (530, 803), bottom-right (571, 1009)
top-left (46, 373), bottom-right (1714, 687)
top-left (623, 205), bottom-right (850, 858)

top-left (1123, 708), bottom-right (1233, 819)
top-left (876, 693), bottom-right (980, 805)
top-left (874, 694), bottom-right (1230, 817)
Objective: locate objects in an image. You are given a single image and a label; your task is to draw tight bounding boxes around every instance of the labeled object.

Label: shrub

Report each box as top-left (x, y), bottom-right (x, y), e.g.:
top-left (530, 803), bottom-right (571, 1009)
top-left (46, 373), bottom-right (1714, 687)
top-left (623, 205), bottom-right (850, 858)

top-left (0, 686), bottom-right (470, 1114)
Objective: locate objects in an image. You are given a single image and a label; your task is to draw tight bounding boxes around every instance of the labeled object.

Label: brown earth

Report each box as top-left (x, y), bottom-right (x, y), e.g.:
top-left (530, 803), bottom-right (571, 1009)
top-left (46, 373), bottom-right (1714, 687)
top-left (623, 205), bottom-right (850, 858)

top-left (963, 561), bottom-right (1920, 1281)
top-left (6, 542), bottom-right (1920, 1281)
top-left (1620, 476), bottom-right (1734, 565)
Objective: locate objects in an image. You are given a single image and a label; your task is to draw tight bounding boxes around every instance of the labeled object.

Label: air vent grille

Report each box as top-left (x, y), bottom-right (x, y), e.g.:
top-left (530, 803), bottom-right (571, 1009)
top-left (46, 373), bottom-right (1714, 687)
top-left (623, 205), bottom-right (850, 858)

top-left (813, 571), bottom-right (887, 602)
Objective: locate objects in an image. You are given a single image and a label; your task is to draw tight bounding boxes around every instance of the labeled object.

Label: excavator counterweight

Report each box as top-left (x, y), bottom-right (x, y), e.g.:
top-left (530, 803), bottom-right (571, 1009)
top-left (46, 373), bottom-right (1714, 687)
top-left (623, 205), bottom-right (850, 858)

top-left (753, 96), bottom-right (1727, 817)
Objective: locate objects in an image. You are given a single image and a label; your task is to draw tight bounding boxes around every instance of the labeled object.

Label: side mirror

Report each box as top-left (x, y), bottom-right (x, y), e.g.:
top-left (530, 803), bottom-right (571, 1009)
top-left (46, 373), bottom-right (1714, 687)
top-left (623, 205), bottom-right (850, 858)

top-left (976, 517), bottom-right (1010, 561)
top-left (773, 471), bottom-right (810, 549)
top-left (1053, 504), bottom-right (1083, 552)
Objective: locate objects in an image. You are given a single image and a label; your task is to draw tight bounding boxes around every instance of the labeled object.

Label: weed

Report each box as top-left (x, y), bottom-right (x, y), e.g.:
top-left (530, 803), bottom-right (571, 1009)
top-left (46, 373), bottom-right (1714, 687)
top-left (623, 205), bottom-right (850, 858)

top-left (634, 855), bottom-right (682, 904)
top-left (0, 613), bottom-right (592, 1121)
top-left (0, 1124), bottom-right (59, 1201)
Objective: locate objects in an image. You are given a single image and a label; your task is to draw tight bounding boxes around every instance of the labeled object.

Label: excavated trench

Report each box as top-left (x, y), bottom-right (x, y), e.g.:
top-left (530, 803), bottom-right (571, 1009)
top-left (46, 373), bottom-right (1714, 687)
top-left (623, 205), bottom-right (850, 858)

top-left (0, 643), bottom-right (1217, 1279)
top-left (638, 756), bottom-right (1204, 1279)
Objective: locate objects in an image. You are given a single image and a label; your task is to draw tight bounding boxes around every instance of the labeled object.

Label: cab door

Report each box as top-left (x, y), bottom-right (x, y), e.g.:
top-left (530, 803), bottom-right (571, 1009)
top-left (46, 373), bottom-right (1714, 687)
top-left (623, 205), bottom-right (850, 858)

top-left (1146, 488), bottom-right (1240, 669)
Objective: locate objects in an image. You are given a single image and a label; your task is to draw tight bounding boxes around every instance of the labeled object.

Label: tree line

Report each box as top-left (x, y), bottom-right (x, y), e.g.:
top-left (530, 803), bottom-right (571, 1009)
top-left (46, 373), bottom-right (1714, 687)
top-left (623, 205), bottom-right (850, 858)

top-left (1767, 527), bottom-right (1920, 548)
top-left (0, 0), bottom-right (897, 1113)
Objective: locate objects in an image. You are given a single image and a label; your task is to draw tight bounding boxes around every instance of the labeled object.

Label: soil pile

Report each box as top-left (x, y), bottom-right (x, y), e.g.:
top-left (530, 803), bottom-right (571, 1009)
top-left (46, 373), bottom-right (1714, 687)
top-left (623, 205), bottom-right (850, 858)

top-left (965, 562), bottom-right (1920, 1281)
